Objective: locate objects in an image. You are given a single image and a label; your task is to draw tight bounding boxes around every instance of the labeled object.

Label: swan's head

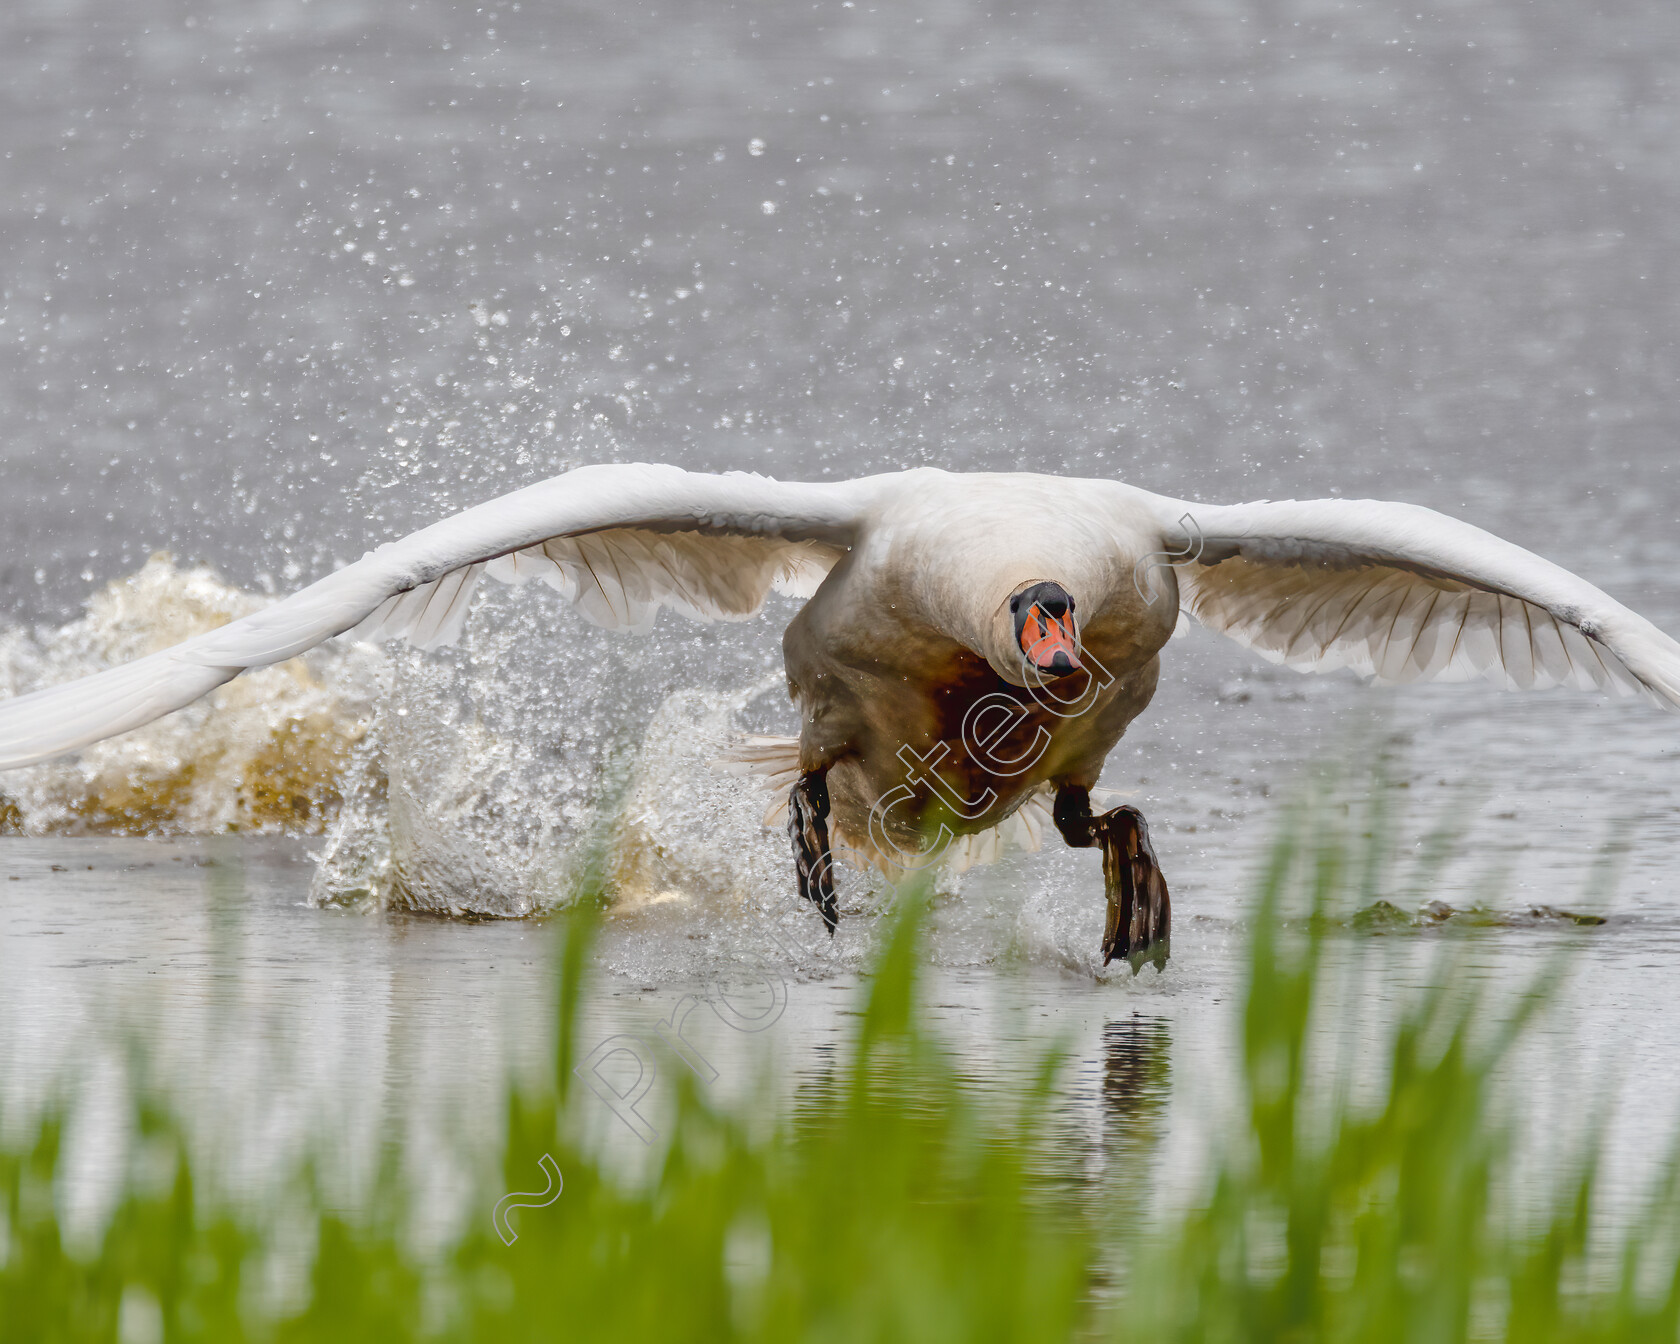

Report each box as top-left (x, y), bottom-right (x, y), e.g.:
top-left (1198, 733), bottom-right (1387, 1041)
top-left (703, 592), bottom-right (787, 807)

top-left (1008, 581), bottom-right (1083, 678)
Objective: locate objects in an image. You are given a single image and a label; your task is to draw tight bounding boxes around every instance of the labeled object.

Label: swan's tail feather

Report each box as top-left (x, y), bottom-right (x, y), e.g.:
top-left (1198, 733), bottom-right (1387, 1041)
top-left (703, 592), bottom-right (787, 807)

top-left (713, 734), bottom-right (804, 826)
top-left (0, 652), bottom-right (240, 772)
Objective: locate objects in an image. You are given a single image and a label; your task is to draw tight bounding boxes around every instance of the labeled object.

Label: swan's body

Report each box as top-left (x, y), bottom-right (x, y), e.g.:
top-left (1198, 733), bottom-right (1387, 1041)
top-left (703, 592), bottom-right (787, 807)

top-left (3, 464), bottom-right (1677, 968)
top-left (780, 472), bottom-right (1177, 868)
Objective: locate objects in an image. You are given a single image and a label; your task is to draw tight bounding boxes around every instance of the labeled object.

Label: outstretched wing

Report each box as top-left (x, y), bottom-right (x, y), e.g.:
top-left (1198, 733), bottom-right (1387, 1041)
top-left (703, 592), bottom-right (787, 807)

top-left (0, 464), bottom-right (879, 770)
top-left (1144, 494), bottom-right (1680, 711)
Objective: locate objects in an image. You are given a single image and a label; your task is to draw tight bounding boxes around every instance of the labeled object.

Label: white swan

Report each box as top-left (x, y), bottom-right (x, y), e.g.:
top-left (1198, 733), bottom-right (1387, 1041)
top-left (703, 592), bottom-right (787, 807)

top-left (3, 464), bottom-right (1677, 969)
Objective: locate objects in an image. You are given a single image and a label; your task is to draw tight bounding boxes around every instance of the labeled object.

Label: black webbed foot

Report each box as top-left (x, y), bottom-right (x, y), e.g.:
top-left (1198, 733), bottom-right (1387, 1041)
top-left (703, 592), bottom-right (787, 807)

top-left (788, 769), bottom-right (838, 934)
top-left (1054, 785), bottom-right (1171, 973)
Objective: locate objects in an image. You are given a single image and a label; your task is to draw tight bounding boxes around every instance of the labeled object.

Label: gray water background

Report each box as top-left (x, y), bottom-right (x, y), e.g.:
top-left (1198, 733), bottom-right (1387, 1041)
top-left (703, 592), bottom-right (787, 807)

top-left (1, 0), bottom-right (1678, 1243)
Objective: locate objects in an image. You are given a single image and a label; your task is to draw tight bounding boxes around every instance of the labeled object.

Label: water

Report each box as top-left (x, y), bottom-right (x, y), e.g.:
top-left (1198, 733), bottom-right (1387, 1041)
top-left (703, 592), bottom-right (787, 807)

top-left (1, 0), bottom-right (1677, 1242)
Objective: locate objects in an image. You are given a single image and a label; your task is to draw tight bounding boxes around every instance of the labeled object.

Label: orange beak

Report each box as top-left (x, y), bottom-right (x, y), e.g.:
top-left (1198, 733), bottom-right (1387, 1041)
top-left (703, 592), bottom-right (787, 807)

top-left (1020, 603), bottom-right (1083, 675)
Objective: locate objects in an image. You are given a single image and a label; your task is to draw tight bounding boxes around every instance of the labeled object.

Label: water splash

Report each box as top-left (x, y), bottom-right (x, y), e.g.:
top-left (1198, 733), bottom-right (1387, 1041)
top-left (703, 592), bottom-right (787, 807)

top-left (0, 560), bottom-right (1100, 977)
top-left (0, 556), bottom-right (380, 835)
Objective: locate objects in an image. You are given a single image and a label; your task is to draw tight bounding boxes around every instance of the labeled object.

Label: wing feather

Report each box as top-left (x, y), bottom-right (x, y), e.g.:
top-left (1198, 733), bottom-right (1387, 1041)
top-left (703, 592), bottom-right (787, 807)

top-left (488, 529), bottom-right (847, 635)
top-left (347, 562), bottom-right (485, 650)
top-left (0, 464), bottom-right (876, 769)
top-left (1148, 494), bottom-right (1680, 711)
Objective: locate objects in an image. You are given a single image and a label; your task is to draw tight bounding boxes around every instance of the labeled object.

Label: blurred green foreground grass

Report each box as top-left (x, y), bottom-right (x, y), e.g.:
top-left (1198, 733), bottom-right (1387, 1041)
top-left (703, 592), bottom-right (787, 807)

top-left (4, 793), bottom-right (1679, 1343)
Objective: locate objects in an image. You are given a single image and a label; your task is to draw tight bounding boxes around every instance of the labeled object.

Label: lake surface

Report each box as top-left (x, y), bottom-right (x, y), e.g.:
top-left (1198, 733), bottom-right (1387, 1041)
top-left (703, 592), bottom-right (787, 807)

top-left (0, 0), bottom-right (1677, 1241)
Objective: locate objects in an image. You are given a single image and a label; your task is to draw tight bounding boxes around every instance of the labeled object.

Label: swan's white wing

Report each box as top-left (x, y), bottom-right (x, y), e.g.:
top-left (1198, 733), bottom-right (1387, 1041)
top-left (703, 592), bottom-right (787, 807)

top-left (1146, 495), bottom-right (1680, 710)
top-left (0, 464), bottom-right (878, 769)
top-left (347, 525), bottom-right (844, 647)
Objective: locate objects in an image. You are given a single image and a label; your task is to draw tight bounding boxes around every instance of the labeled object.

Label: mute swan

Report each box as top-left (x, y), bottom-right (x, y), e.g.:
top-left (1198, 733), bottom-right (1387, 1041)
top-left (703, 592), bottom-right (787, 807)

top-left (2, 465), bottom-right (1677, 971)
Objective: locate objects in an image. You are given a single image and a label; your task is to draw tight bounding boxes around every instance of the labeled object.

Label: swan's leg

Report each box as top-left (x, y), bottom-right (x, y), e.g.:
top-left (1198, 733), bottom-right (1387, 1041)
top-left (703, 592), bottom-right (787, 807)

top-left (1053, 785), bottom-right (1171, 973)
top-left (787, 769), bottom-right (838, 935)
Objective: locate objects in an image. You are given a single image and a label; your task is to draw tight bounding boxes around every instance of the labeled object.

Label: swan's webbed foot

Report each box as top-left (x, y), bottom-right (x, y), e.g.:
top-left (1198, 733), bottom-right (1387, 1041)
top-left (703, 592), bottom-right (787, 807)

top-left (788, 769), bottom-right (838, 935)
top-left (1053, 785), bottom-right (1171, 974)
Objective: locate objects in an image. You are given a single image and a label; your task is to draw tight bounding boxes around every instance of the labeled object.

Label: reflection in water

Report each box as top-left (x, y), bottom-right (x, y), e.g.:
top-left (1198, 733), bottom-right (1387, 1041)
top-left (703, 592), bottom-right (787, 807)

top-left (1099, 1014), bottom-right (1172, 1184)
